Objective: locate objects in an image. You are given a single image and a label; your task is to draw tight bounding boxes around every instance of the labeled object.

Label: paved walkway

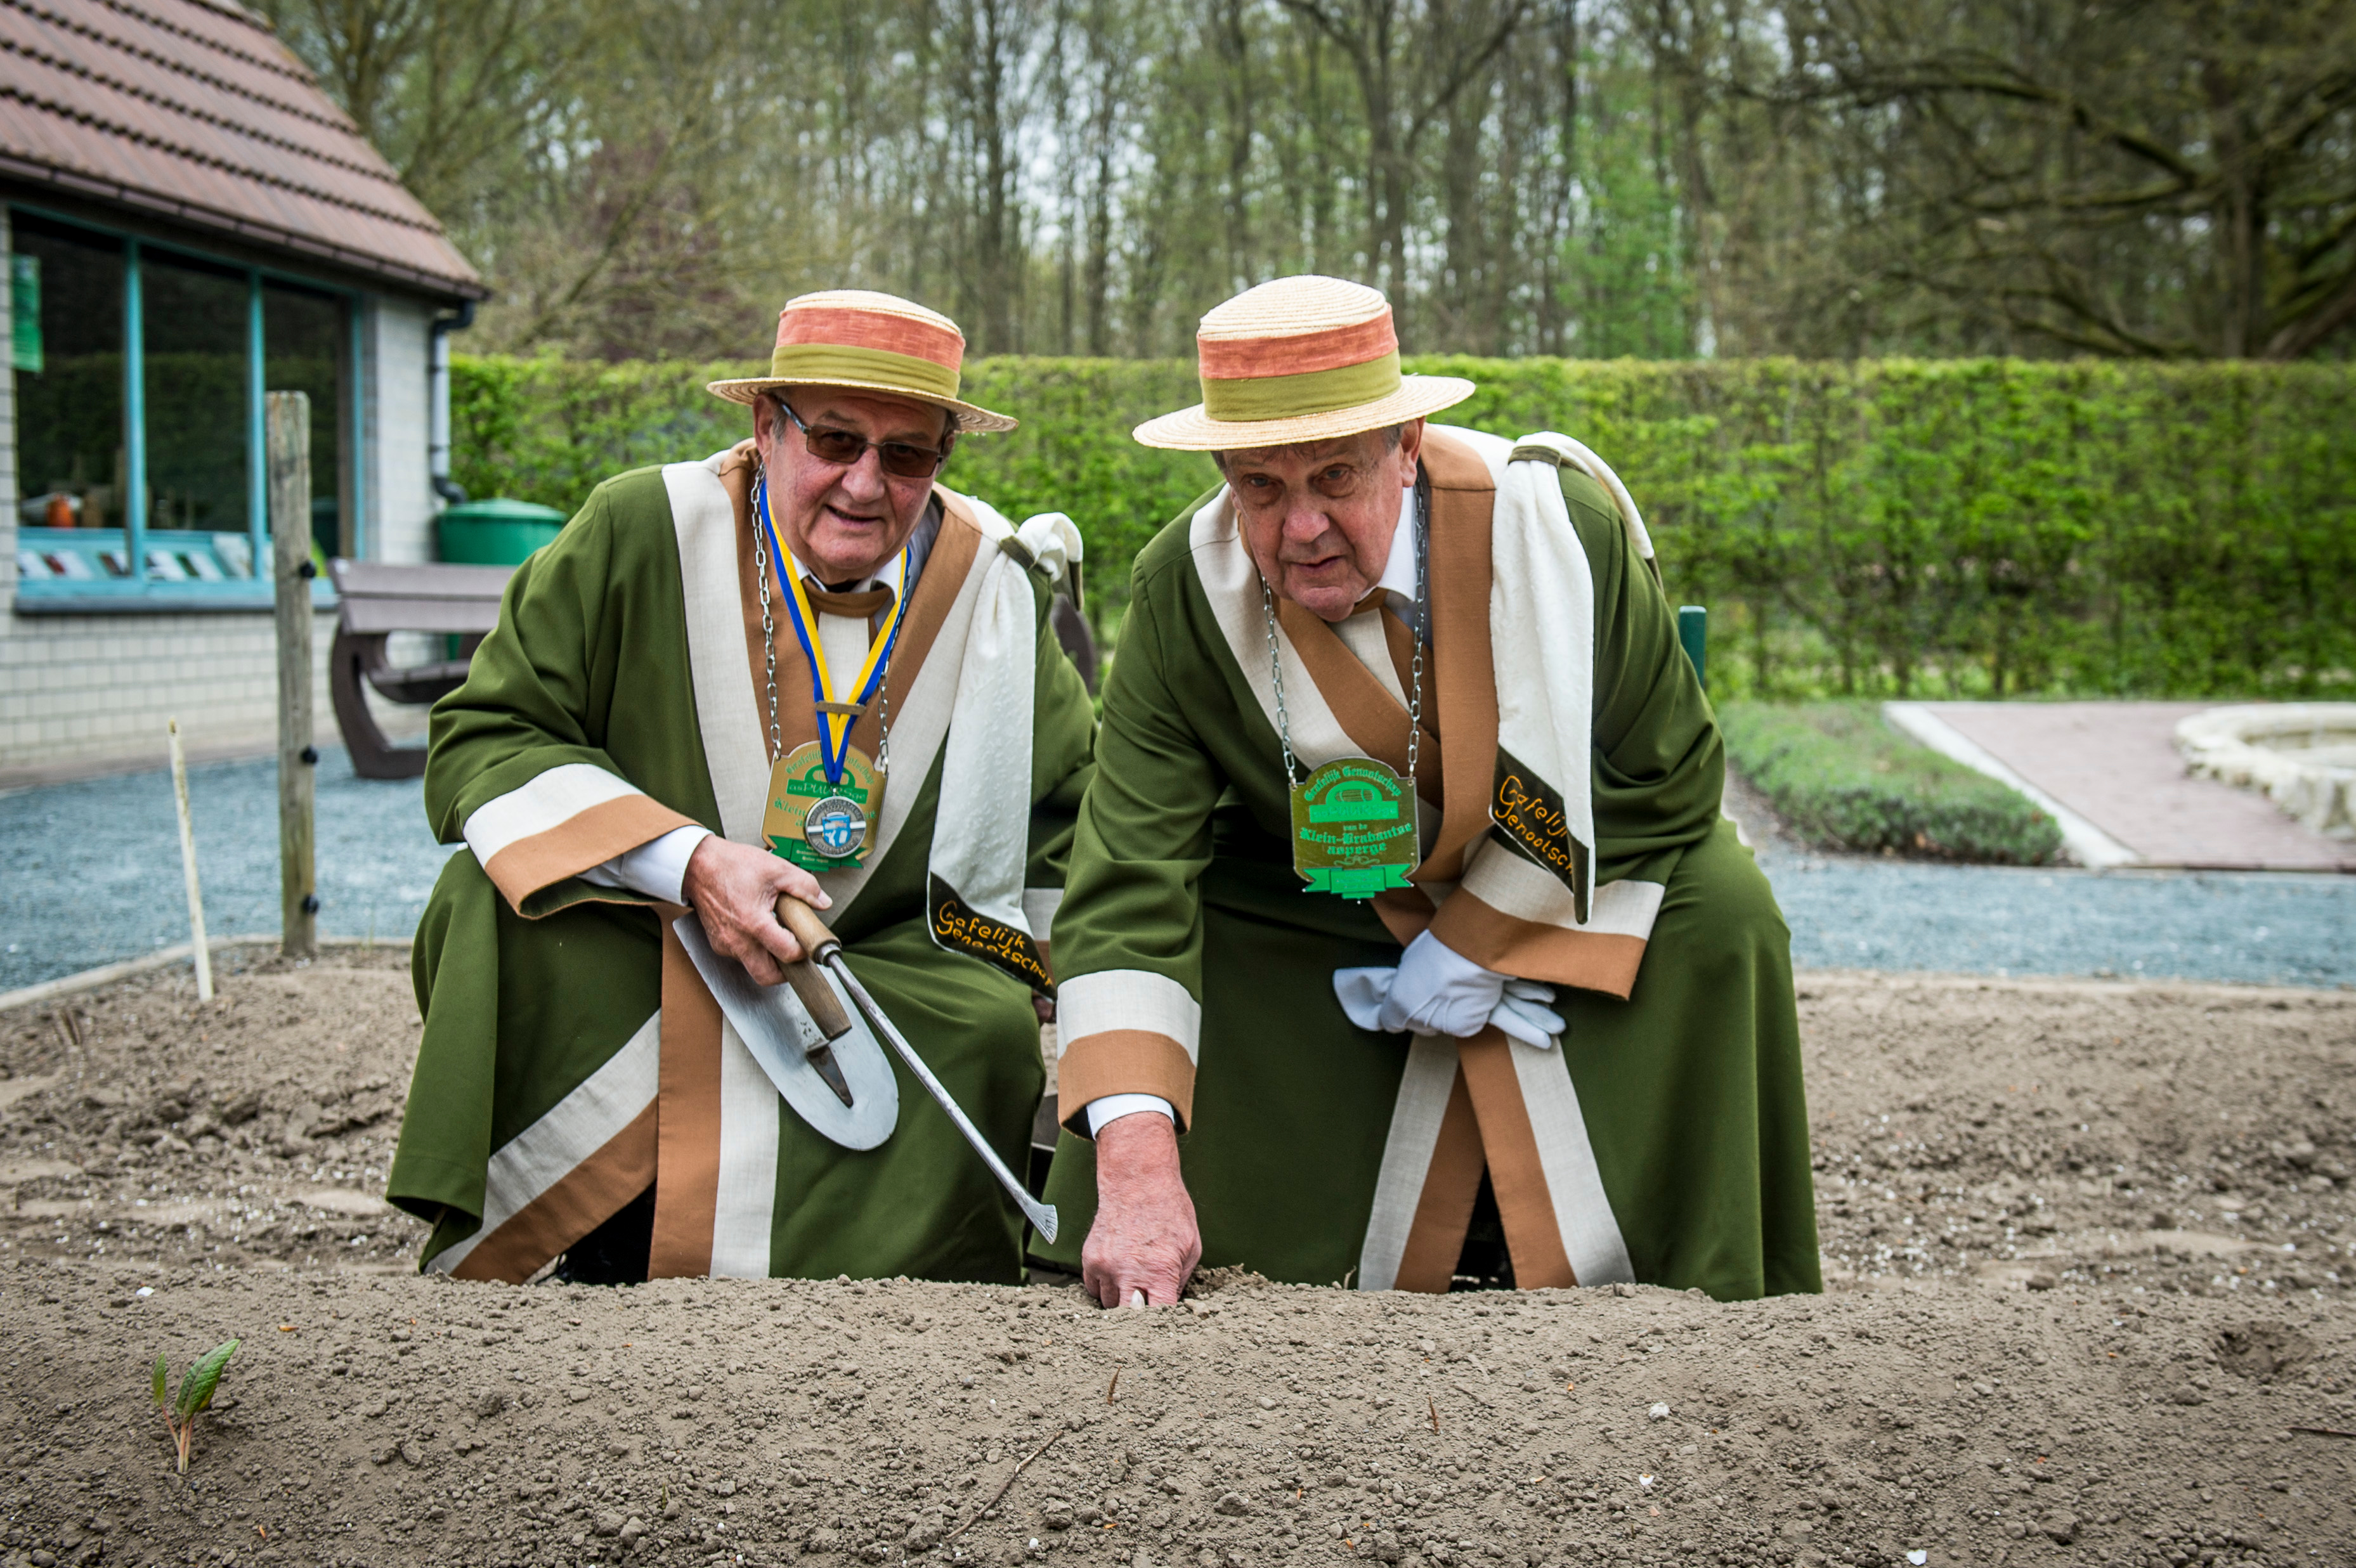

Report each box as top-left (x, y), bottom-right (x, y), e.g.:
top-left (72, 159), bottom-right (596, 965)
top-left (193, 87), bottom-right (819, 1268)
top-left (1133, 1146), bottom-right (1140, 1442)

top-left (3, 746), bottom-right (2351, 993)
top-left (1906, 700), bottom-right (2354, 872)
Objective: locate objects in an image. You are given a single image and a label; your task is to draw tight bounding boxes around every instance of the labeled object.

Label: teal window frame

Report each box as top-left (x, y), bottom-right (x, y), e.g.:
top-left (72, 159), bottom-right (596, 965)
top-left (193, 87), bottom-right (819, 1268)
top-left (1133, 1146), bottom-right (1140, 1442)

top-left (10, 202), bottom-right (362, 610)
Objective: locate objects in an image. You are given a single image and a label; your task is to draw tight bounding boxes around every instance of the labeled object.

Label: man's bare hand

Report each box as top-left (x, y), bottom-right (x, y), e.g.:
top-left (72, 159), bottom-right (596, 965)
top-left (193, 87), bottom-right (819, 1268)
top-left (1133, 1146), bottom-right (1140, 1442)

top-left (680, 836), bottom-right (831, 985)
top-left (1081, 1111), bottom-right (1199, 1309)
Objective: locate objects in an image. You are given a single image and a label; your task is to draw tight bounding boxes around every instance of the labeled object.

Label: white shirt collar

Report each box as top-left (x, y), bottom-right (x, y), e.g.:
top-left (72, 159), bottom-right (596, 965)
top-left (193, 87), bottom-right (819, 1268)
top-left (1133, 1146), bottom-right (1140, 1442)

top-left (1367, 481), bottom-right (1418, 613)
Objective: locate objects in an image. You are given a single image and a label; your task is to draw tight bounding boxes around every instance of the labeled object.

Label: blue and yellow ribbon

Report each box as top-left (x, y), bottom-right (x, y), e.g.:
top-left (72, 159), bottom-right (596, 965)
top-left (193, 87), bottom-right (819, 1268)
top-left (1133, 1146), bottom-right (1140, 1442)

top-left (753, 472), bottom-right (911, 783)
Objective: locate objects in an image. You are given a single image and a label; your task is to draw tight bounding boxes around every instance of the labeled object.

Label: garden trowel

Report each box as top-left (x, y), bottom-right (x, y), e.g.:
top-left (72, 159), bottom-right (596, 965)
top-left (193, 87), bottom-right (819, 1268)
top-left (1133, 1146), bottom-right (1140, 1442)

top-left (769, 896), bottom-right (1059, 1245)
top-left (672, 910), bottom-right (899, 1151)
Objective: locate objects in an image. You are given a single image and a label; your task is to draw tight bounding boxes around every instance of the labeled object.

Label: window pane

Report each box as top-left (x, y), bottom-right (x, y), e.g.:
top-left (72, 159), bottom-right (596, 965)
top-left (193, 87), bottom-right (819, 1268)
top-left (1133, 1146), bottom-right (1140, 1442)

top-left (263, 282), bottom-right (348, 559)
top-left (141, 249), bottom-right (250, 532)
top-left (12, 214), bottom-right (124, 531)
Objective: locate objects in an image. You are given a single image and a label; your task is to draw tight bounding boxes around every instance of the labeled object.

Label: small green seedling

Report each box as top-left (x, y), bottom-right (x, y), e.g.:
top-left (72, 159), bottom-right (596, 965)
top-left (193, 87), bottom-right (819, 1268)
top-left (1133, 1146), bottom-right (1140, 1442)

top-left (152, 1339), bottom-right (239, 1474)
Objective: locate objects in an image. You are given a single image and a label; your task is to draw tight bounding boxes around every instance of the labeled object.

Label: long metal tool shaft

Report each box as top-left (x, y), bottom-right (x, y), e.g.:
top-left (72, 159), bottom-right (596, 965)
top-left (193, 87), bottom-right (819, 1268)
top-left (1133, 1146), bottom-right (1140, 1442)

top-left (822, 954), bottom-right (1058, 1243)
top-left (776, 895), bottom-right (1057, 1242)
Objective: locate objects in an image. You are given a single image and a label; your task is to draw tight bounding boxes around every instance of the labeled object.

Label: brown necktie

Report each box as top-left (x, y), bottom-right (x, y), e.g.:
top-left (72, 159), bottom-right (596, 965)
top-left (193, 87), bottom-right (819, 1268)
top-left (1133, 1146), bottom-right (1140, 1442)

top-left (804, 581), bottom-right (896, 639)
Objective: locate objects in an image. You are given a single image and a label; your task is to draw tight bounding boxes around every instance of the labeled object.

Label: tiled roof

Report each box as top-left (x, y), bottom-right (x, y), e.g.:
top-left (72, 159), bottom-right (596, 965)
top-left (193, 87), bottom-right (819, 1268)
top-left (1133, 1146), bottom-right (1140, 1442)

top-left (0, 0), bottom-right (484, 297)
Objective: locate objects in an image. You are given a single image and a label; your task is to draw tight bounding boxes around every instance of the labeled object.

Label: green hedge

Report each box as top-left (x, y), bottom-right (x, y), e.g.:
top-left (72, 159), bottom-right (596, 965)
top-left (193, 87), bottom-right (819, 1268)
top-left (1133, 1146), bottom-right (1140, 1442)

top-left (1717, 701), bottom-right (2065, 865)
top-left (451, 354), bottom-right (2356, 699)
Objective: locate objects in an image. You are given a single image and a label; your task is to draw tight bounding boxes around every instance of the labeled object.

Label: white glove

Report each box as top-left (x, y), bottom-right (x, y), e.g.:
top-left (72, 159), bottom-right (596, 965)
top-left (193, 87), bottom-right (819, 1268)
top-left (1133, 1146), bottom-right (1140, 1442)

top-left (1490, 978), bottom-right (1566, 1049)
top-left (1332, 933), bottom-right (1565, 1048)
top-left (1377, 931), bottom-right (1503, 1037)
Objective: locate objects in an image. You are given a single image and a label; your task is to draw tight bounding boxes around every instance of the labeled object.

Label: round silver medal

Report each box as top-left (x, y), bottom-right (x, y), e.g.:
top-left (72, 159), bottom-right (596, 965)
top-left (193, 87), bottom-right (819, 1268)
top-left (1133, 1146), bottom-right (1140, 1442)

top-left (803, 794), bottom-right (868, 860)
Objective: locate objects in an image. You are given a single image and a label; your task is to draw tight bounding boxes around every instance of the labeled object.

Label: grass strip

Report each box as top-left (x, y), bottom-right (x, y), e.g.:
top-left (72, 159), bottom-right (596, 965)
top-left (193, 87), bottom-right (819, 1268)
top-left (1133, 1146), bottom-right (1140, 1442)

top-left (1719, 701), bottom-right (2064, 865)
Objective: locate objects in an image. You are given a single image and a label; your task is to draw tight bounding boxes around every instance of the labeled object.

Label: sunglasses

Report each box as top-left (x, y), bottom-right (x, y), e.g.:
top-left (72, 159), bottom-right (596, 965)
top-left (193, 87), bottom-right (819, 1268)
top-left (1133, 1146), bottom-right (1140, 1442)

top-left (774, 397), bottom-right (953, 479)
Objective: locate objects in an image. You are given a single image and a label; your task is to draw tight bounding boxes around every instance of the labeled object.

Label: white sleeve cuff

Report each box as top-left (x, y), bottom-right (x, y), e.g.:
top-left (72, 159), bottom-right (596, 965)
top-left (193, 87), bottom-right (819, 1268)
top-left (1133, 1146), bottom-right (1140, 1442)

top-left (1084, 1093), bottom-right (1175, 1137)
top-left (578, 824), bottom-right (712, 904)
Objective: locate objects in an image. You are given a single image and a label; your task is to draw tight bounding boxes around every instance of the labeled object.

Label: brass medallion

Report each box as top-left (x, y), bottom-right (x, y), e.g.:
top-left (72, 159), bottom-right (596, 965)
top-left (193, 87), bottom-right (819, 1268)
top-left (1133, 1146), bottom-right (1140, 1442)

top-left (764, 742), bottom-right (884, 871)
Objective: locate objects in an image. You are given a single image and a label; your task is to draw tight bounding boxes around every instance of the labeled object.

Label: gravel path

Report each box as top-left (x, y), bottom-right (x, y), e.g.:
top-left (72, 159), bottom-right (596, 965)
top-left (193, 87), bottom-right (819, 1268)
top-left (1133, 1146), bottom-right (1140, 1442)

top-left (1725, 770), bottom-right (2353, 990)
top-left (0, 747), bottom-right (452, 994)
top-left (1767, 858), bottom-right (2349, 988)
top-left (1, 753), bottom-right (2348, 994)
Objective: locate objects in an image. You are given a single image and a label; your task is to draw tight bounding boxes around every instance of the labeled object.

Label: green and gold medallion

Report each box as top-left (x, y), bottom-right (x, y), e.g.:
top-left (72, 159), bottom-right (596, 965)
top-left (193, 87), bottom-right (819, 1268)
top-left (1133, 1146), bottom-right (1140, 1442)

top-left (1261, 486), bottom-right (1431, 902)
top-left (1289, 757), bottom-right (1416, 898)
top-left (764, 742), bottom-right (885, 871)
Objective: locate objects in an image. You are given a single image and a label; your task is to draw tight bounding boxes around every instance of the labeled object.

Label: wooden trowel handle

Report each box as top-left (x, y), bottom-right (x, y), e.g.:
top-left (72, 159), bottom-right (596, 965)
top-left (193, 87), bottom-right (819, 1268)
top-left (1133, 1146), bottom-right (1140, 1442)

top-left (774, 897), bottom-right (852, 1039)
top-left (781, 959), bottom-right (854, 1040)
top-left (775, 895), bottom-right (842, 963)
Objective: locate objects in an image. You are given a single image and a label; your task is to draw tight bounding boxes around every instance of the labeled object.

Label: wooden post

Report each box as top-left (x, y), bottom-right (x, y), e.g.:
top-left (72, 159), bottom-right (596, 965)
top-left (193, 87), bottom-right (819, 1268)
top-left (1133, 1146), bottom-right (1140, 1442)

top-left (268, 391), bottom-right (317, 959)
top-left (166, 718), bottom-right (213, 1001)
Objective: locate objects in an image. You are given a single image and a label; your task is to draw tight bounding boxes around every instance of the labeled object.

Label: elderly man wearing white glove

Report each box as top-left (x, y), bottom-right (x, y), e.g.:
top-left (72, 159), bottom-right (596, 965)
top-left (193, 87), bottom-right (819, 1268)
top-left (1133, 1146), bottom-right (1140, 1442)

top-left (1034, 276), bottom-right (1819, 1305)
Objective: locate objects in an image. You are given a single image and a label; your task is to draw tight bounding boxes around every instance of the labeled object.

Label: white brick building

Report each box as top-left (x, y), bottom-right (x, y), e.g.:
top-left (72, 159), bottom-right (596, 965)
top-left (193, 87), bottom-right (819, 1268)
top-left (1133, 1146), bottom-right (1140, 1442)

top-left (0, 0), bottom-right (483, 782)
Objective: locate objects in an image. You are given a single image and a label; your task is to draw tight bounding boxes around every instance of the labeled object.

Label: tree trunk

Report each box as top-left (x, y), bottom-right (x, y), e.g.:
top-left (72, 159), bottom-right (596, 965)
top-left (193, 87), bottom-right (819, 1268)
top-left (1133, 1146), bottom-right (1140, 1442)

top-left (1216, 0), bottom-right (1256, 292)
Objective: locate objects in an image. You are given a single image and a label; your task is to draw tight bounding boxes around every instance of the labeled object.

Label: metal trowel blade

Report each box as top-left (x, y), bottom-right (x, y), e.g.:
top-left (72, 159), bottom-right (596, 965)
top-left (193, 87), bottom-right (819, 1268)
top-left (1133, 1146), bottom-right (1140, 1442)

top-left (671, 912), bottom-right (898, 1151)
top-left (807, 1041), bottom-right (854, 1107)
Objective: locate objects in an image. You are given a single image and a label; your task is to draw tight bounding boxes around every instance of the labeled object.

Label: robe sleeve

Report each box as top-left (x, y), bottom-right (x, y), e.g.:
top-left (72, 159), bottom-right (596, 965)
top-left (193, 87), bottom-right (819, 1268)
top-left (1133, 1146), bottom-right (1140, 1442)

top-left (424, 482), bottom-right (705, 919)
top-left (1046, 553), bottom-right (1221, 1131)
top-left (1423, 465), bottom-right (1724, 995)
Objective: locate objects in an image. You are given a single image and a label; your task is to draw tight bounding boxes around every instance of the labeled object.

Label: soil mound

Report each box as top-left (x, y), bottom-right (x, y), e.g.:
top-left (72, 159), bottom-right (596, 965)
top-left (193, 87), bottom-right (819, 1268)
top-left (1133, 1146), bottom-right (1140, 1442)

top-left (1, 956), bottom-right (2350, 1568)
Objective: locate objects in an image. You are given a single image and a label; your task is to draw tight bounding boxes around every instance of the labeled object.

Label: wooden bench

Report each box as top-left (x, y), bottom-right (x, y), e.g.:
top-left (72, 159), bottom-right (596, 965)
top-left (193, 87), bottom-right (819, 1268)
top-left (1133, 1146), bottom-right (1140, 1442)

top-left (327, 559), bottom-right (512, 779)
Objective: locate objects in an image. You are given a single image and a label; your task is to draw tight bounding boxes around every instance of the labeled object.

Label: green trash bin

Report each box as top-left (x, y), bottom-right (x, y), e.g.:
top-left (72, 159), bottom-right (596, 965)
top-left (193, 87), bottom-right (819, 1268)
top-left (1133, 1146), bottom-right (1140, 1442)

top-left (436, 498), bottom-right (567, 566)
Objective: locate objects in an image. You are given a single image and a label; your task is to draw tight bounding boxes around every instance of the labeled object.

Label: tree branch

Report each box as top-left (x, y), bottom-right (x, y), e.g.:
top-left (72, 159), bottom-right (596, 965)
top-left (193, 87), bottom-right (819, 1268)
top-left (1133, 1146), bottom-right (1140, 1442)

top-left (1405, 1), bottom-right (1533, 146)
top-left (2264, 261), bottom-right (2356, 360)
top-left (1782, 56), bottom-right (2205, 187)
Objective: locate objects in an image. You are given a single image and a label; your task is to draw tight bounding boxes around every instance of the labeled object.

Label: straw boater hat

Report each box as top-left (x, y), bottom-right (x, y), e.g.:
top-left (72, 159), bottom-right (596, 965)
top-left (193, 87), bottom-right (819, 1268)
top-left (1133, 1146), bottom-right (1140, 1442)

top-left (1133, 275), bottom-right (1474, 451)
top-left (707, 290), bottom-right (1018, 433)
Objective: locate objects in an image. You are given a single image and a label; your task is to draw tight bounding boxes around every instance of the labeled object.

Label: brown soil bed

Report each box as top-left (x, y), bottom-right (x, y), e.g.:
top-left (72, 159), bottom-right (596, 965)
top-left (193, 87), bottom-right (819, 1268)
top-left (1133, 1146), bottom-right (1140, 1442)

top-left (1, 946), bottom-right (429, 1275)
top-left (1, 954), bottom-right (2352, 1568)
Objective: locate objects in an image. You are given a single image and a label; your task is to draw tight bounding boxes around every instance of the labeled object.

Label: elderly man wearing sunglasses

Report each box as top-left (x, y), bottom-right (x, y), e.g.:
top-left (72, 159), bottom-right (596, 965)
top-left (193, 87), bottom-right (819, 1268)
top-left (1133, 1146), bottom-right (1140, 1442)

top-left (389, 291), bottom-right (1097, 1288)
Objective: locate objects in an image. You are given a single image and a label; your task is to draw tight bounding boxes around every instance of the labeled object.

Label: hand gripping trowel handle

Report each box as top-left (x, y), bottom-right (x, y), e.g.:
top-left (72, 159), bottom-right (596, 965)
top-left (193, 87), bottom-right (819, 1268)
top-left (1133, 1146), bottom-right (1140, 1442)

top-left (775, 897), bottom-right (1060, 1244)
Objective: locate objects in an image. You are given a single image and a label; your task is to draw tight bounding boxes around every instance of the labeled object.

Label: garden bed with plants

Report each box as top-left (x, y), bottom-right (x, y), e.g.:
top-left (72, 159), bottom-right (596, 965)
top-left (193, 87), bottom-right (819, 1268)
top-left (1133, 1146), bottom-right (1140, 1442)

top-left (1, 952), bottom-right (2350, 1568)
top-left (1719, 701), bottom-right (2066, 864)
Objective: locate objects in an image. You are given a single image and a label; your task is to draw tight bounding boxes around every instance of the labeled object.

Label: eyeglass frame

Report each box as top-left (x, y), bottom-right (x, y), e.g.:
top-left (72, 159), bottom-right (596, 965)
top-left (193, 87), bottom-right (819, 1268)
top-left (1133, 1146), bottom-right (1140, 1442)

top-left (769, 394), bottom-right (957, 479)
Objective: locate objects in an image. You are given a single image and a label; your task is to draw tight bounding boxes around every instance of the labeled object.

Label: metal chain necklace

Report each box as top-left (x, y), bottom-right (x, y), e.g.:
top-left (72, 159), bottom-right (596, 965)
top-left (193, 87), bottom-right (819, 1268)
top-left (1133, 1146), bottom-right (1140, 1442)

top-left (753, 499), bottom-right (784, 763)
top-left (1259, 485), bottom-right (1426, 781)
top-left (1261, 485), bottom-right (1428, 900)
top-left (751, 475), bottom-right (899, 768)
top-left (752, 470), bottom-right (899, 869)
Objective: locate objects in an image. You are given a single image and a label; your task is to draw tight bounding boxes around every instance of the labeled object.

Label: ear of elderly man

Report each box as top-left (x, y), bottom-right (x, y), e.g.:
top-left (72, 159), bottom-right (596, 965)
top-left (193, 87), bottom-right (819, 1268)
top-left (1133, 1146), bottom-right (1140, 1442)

top-left (387, 275), bottom-right (1818, 1305)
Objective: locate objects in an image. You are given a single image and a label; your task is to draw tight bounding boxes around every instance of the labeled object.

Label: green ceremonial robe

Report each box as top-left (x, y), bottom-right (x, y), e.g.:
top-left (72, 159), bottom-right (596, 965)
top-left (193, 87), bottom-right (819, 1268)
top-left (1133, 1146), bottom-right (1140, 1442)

top-left (1039, 426), bottom-right (1818, 1301)
top-left (389, 441), bottom-right (1095, 1284)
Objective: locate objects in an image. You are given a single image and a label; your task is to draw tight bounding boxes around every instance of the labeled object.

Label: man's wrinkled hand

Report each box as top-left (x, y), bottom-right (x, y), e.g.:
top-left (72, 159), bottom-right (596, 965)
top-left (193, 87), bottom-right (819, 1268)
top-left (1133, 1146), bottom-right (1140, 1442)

top-left (1082, 1111), bottom-right (1199, 1309)
top-left (679, 836), bottom-right (831, 986)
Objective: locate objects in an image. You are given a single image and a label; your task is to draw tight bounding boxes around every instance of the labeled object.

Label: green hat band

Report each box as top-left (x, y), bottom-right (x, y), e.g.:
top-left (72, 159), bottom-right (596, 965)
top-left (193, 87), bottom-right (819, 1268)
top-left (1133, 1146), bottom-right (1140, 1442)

top-left (768, 343), bottom-right (962, 400)
top-left (1199, 351), bottom-right (1403, 423)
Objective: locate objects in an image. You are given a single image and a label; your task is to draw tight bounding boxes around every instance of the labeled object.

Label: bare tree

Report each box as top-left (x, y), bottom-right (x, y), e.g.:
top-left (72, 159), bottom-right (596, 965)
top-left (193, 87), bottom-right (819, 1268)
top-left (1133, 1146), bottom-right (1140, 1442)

top-left (1772, 0), bottom-right (2356, 358)
top-left (264, 0), bottom-right (2356, 361)
top-left (1274, 0), bottom-right (1533, 337)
